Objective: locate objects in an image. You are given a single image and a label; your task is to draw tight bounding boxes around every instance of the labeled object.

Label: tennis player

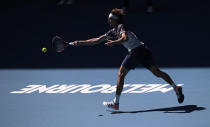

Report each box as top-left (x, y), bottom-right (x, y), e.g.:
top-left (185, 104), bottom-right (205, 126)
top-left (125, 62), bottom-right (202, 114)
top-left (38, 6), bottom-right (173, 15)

top-left (72, 8), bottom-right (184, 110)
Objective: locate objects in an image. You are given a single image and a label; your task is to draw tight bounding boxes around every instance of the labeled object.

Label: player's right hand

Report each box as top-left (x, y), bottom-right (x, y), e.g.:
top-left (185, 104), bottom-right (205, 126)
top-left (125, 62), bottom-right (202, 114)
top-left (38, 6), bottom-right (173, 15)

top-left (72, 41), bottom-right (81, 46)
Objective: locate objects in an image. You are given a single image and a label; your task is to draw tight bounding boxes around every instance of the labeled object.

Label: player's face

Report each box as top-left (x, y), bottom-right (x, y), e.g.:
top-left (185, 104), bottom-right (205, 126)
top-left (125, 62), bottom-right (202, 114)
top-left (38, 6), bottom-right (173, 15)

top-left (108, 18), bottom-right (118, 28)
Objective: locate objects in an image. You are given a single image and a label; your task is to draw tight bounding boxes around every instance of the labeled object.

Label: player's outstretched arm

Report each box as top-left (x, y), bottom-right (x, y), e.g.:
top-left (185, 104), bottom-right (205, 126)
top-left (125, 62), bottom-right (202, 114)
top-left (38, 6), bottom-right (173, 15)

top-left (72, 35), bottom-right (108, 46)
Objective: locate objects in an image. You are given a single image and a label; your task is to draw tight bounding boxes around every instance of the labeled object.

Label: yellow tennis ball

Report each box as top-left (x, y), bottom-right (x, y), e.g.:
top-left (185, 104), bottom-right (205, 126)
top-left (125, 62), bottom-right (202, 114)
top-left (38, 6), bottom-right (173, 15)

top-left (42, 47), bottom-right (47, 52)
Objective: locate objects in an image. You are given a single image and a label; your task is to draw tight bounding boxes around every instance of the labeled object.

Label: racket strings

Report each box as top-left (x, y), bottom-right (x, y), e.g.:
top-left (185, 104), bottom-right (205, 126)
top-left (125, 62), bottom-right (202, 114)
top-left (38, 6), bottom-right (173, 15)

top-left (52, 36), bottom-right (66, 52)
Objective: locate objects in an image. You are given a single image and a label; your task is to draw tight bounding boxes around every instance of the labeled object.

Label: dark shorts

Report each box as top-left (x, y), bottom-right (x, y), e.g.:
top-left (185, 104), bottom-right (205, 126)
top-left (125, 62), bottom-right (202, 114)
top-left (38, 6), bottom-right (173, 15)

top-left (121, 45), bottom-right (156, 70)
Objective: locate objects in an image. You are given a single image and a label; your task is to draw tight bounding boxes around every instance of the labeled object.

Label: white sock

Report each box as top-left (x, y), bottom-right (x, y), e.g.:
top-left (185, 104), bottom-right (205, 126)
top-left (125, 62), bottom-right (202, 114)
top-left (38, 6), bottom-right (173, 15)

top-left (113, 95), bottom-right (120, 104)
top-left (171, 83), bottom-right (177, 91)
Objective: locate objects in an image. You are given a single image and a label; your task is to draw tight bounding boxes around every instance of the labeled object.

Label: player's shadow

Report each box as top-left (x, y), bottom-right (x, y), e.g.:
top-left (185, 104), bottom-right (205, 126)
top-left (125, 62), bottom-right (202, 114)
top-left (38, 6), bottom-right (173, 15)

top-left (109, 105), bottom-right (206, 114)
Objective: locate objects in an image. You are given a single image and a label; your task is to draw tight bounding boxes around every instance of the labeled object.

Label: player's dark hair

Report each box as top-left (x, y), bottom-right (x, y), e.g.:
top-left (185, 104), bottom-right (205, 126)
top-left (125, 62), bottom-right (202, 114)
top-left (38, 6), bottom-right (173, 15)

top-left (111, 8), bottom-right (125, 23)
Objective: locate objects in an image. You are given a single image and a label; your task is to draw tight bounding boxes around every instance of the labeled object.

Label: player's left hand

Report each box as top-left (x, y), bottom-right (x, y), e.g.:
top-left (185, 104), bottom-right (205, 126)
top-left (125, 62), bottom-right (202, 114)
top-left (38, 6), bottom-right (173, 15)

top-left (104, 40), bottom-right (115, 46)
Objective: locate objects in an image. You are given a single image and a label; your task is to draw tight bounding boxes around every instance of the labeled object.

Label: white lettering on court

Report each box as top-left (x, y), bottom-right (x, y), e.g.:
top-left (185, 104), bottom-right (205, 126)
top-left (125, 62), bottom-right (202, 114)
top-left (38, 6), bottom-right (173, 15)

top-left (10, 84), bottom-right (184, 94)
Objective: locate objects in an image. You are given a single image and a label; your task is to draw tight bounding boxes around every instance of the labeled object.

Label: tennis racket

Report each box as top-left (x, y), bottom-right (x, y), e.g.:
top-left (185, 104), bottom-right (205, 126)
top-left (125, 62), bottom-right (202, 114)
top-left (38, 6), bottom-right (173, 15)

top-left (52, 36), bottom-right (74, 52)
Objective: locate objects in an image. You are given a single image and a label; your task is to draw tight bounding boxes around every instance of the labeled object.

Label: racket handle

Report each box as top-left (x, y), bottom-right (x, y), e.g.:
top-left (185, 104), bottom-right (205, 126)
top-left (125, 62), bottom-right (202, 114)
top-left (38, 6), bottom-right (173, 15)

top-left (67, 42), bottom-right (74, 46)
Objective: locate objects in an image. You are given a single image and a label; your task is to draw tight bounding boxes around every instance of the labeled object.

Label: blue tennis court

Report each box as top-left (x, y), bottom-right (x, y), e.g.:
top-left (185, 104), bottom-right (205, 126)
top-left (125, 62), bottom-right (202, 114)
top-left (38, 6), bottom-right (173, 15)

top-left (0, 68), bottom-right (209, 127)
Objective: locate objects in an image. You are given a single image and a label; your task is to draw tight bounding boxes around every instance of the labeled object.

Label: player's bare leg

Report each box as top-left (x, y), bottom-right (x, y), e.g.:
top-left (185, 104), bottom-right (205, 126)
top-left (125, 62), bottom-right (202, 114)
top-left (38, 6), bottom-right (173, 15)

top-left (116, 66), bottom-right (129, 95)
top-left (149, 65), bottom-right (184, 103)
top-left (103, 66), bottom-right (128, 110)
top-left (149, 65), bottom-right (174, 84)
